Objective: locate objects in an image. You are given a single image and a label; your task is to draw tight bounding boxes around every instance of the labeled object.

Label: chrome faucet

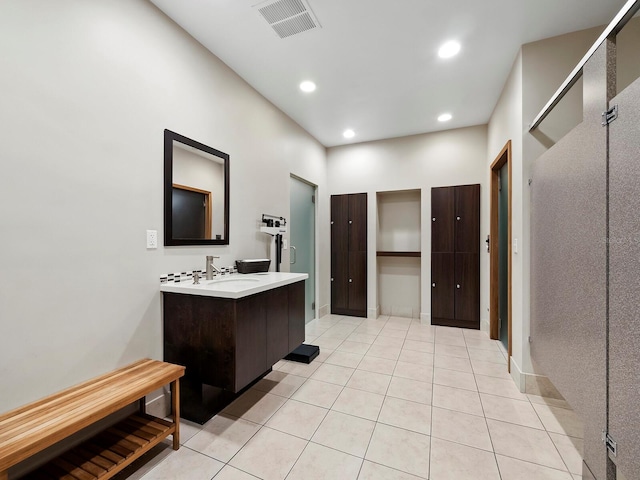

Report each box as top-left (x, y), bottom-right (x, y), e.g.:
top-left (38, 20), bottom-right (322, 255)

top-left (206, 255), bottom-right (222, 280)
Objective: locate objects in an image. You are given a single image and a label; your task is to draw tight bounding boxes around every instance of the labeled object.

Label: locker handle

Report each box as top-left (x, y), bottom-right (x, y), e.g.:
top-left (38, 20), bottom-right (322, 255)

top-left (456, 216), bottom-right (461, 220)
top-left (349, 279), bottom-right (353, 283)
top-left (331, 278), bottom-right (334, 282)
top-left (456, 284), bottom-right (461, 289)
top-left (432, 217), bottom-right (436, 222)
top-left (432, 283), bottom-right (436, 287)
top-left (349, 220), bottom-right (353, 224)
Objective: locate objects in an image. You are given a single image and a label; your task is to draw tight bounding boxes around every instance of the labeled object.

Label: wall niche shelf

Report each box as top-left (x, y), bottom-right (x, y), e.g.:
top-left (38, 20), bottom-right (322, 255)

top-left (376, 189), bottom-right (422, 318)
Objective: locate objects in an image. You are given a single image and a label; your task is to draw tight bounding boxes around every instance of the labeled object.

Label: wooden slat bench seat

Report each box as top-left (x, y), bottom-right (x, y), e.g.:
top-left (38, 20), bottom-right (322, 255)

top-left (0, 359), bottom-right (184, 480)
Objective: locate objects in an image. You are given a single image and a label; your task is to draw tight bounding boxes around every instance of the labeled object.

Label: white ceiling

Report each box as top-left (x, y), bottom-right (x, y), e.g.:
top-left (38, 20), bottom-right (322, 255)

top-left (149, 0), bottom-right (626, 147)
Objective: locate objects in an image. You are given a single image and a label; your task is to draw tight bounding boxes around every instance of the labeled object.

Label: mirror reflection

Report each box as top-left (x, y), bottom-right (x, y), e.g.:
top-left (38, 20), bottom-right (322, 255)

top-left (164, 130), bottom-right (229, 246)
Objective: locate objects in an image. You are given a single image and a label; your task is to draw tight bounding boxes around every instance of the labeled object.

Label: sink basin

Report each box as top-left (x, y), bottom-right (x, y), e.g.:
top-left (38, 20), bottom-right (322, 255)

top-left (204, 277), bottom-right (261, 286)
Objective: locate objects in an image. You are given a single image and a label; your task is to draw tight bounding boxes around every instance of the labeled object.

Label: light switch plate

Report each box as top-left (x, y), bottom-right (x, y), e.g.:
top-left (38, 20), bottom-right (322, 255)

top-left (147, 230), bottom-right (158, 249)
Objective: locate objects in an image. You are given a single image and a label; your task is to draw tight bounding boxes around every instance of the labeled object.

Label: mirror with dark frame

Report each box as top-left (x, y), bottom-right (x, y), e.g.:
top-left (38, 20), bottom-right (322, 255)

top-left (164, 129), bottom-right (229, 246)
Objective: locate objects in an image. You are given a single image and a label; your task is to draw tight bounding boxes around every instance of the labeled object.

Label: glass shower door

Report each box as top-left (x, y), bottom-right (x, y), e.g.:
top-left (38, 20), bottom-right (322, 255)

top-left (290, 176), bottom-right (316, 323)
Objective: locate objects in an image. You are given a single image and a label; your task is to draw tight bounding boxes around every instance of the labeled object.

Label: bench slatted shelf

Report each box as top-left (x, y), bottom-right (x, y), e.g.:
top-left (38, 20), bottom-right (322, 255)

top-left (0, 359), bottom-right (184, 480)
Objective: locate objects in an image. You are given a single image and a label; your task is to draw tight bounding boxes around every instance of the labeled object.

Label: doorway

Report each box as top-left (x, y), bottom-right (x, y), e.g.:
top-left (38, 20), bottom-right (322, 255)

top-left (172, 184), bottom-right (212, 239)
top-left (490, 141), bottom-right (512, 368)
top-left (290, 175), bottom-right (316, 323)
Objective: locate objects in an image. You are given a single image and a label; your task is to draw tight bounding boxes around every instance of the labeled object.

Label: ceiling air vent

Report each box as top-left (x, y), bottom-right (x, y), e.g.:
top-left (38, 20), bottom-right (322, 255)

top-left (254, 0), bottom-right (321, 39)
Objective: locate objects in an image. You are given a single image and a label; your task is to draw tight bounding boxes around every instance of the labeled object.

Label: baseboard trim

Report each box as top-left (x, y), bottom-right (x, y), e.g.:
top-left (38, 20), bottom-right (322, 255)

top-left (318, 304), bottom-right (329, 319)
top-left (480, 318), bottom-right (490, 335)
top-left (420, 312), bottom-right (430, 325)
top-left (368, 306), bottom-right (380, 319)
top-left (510, 357), bottom-right (526, 392)
top-left (508, 358), bottom-right (564, 399)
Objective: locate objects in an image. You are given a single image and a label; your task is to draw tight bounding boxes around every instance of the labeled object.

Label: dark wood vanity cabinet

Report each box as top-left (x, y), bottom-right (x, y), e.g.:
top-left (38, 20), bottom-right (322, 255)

top-left (163, 280), bottom-right (305, 393)
top-left (431, 184), bottom-right (480, 329)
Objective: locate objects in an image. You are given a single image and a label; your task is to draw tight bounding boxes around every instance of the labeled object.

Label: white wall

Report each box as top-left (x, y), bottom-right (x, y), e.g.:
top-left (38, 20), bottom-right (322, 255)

top-left (0, 0), bottom-right (328, 412)
top-left (488, 25), bottom-right (602, 386)
top-left (617, 17), bottom-right (640, 94)
top-left (327, 126), bottom-right (488, 322)
top-left (487, 51), bottom-right (525, 380)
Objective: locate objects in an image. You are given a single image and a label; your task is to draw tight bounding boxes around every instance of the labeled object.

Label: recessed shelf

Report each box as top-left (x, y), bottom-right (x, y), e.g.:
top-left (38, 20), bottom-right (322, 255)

top-left (376, 189), bottom-right (422, 319)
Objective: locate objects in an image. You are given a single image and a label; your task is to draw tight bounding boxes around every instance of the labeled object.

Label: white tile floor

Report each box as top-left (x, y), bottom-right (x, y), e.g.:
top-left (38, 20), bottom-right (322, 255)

top-left (124, 315), bottom-right (584, 480)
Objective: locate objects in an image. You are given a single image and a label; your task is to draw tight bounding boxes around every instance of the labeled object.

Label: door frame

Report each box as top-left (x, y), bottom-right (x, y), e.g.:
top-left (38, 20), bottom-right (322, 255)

top-left (489, 141), bottom-right (512, 371)
top-left (290, 174), bottom-right (318, 322)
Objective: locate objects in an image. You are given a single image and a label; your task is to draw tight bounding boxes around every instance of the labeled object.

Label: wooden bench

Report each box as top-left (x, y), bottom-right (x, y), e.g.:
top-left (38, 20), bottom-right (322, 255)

top-left (0, 359), bottom-right (185, 480)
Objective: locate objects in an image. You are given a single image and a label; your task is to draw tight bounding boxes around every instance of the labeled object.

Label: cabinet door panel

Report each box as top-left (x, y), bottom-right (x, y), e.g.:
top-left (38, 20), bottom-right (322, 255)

top-left (348, 193), bottom-right (367, 252)
top-left (431, 253), bottom-right (455, 320)
top-left (164, 293), bottom-right (205, 381)
top-left (431, 187), bottom-right (454, 253)
top-left (198, 297), bottom-right (236, 389)
top-left (288, 281), bottom-right (306, 351)
top-left (266, 287), bottom-right (289, 366)
top-left (235, 293), bottom-right (267, 392)
top-left (454, 253), bottom-right (479, 323)
top-left (331, 195), bottom-right (349, 252)
top-left (348, 251), bottom-right (367, 314)
top-left (331, 251), bottom-right (349, 311)
top-left (454, 185), bottom-right (480, 253)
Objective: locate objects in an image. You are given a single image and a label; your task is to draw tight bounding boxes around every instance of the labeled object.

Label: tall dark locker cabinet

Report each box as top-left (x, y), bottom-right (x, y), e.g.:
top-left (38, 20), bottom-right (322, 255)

top-left (331, 193), bottom-right (367, 317)
top-left (431, 184), bottom-right (480, 329)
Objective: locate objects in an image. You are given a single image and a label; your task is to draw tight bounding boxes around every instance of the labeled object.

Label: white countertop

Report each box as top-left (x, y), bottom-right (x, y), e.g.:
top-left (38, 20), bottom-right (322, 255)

top-left (160, 272), bottom-right (308, 299)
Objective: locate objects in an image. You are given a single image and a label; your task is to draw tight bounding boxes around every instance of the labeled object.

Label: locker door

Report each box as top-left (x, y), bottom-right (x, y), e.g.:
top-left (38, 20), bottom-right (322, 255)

top-left (331, 195), bottom-right (349, 252)
top-left (348, 193), bottom-right (367, 252)
top-left (348, 251), bottom-right (367, 313)
top-left (331, 195), bottom-right (349, 312)
top-left (348, 193), bottom-right (367, 316)
top-left (454, 185), bottom-right (480, 253)
top-left (431, 253), bottom-right (454, 320)
top-left (431, 187), bottom-right (454, 253)
top-left (454, 253), bottom-right (479, 324)
top-left (331, 252), bottom-right (349, 311)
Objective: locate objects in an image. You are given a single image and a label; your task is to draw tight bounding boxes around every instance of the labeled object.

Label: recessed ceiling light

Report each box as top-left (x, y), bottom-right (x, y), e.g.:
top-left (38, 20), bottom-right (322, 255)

top-left (438, 113), bottom-right (452, 122)
top-left (343, 129), bottom-right (355, 139)
top-left (299, 81), bottom-right (316, 93)
top-left (438, 41), bottom-right (461, 59)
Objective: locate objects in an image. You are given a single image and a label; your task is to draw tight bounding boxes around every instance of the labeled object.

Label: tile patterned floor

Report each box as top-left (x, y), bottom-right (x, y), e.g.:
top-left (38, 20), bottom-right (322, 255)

top-left (126, 315), bottom-right (584, 480)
